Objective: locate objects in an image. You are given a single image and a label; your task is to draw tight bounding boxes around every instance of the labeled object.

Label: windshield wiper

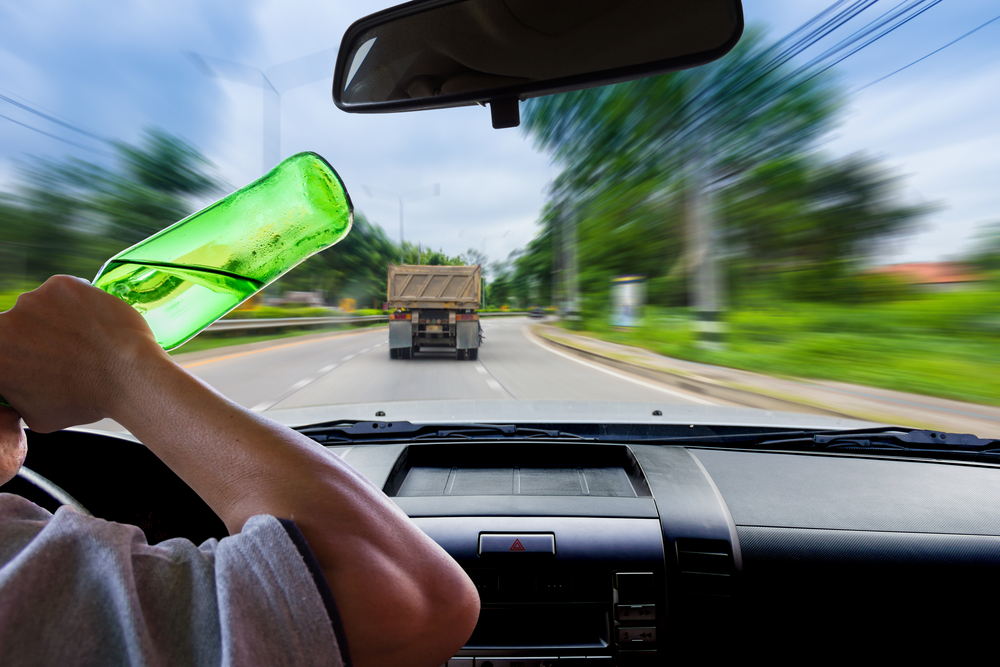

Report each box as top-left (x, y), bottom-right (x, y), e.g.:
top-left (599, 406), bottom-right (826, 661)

top-left (592, 426), bottom-right (1000, 462)
top-left (758, 428), bottom-right (999, 453)
top-left (296, 420), bottom-right (590, 443)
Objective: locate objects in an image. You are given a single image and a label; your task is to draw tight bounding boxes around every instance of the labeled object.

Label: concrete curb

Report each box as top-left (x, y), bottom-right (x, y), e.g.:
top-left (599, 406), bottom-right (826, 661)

top-left (528, 325), bottom-right (859, 420)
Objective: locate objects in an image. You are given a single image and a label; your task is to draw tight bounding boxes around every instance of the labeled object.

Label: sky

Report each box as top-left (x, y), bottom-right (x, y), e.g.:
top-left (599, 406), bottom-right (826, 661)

top-left (1, 0), bottom-right (998, 267)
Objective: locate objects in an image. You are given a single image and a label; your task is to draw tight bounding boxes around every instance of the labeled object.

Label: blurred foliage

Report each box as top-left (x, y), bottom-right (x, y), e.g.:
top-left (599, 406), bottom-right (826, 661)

top-left (512, 28), bottom-right (928, 310)
top-left (0, 128), bottom-right (223, 290)
top-left (0, 128), bottom-right (467, 312)
top-left (277, 222), bottom-right (464, 309)
top-left (222, 305), bottom-right (333, 319)
top-left (966, 220), bottom-right (1000, 272)
top-left (565, 287), bottom-right (1000, 407)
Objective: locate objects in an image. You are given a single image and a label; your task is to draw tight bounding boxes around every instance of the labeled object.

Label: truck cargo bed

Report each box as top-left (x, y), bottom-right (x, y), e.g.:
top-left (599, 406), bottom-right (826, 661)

top-left (387, 264), bottom-right (481, 310)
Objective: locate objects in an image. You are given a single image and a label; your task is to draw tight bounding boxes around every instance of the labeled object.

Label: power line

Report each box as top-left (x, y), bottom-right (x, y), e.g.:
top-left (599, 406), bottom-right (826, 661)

top-left (661, 0), bottom-right (946, 162)
top-left (797, 0), bottom-right (945, 86)
top-left (0, 111), bottom-right (113, 158)
top-left (0, 92), bottom-right (108, 144)
top-left (855, 12), bottom-right (1000, 92)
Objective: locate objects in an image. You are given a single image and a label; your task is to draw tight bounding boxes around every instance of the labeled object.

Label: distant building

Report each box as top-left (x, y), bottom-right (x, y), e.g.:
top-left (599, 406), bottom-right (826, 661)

top-left (868, 262), bottom-right (985, 292)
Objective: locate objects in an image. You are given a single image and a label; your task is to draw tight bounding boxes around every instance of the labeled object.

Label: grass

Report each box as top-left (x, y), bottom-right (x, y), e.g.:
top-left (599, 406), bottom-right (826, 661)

top-left (563, 290), bottom-right (1000, 407)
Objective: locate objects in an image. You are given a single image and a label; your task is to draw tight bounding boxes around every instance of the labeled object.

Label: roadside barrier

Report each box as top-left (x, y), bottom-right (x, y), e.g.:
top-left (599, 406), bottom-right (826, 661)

top-left (204, 311), bottom-right (527, 335)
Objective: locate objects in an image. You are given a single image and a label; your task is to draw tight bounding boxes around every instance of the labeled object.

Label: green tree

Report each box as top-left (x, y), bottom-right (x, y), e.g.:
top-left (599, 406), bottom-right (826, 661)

top-left (517, 27), bottom-right (925, 311)
top-left (0, 129), bottom-right (224, 287)
top-left (722, 153), bottom-right (929, 301)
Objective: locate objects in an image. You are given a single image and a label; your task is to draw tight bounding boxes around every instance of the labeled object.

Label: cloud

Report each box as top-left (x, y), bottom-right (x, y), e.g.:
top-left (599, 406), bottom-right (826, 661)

top-left (2, 0), bottom-right (998, 268)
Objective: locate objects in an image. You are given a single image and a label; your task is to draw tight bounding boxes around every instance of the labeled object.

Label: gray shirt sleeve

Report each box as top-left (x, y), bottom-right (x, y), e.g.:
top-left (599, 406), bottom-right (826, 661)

top-left (0, 493), bottom-right (346, 667)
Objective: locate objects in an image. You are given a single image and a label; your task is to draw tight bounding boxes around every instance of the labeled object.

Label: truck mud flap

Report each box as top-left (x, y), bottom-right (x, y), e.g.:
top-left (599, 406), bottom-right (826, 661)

top-left (456, 320), bottom-right (479, 350)
top-left (389, 320), bottom-right (413, 349)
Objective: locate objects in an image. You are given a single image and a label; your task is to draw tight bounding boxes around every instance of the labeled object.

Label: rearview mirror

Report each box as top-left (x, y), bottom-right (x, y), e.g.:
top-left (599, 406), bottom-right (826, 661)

top-left (333, 0), bottom-right (744, 128)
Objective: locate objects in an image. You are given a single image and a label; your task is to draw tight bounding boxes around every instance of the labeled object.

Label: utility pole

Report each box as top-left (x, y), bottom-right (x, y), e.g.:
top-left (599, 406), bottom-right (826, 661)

top-left (362, 184), bottom-right (440, 264)
top-left (567, 208), bottom-right (580, 319)
top-left (688, 159), bottom-right (724, 348)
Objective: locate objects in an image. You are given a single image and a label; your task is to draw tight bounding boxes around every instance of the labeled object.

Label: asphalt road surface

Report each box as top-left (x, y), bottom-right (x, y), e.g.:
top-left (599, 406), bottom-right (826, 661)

top-left (177, 316), bottom-right (719, 412)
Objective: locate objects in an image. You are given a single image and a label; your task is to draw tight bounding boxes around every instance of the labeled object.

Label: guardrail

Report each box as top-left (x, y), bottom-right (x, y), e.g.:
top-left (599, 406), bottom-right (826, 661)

top-left (204, 311), bottom-right (528, 335)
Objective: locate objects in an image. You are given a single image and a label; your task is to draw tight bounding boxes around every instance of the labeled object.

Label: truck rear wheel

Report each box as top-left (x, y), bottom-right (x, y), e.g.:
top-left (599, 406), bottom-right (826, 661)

top-left (468, 348), bottom-right (478, 361)
top-left (456, 349), bottom-right (466, 360)
top-left (390, 347), bottom-right (398, 359)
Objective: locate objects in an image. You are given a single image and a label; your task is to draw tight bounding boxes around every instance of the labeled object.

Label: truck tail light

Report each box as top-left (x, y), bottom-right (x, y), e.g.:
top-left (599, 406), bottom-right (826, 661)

top-left (390, 312), bottom-right (411, 320)
top-left (456, 313), bottom-right (479, 321)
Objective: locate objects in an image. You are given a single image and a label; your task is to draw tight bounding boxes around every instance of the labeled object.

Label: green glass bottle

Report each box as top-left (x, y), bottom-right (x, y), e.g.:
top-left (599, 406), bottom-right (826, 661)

top-left (91, 151), bottom-right (352, 350)
top-left (1, 152), bottom-right (352, 408)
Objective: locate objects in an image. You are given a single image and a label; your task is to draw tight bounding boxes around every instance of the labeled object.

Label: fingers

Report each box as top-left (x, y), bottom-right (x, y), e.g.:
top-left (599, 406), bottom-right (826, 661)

top-left (0, 406), bottom-right (27, 486)
top-left (0, 275), bottom-right (165, 431)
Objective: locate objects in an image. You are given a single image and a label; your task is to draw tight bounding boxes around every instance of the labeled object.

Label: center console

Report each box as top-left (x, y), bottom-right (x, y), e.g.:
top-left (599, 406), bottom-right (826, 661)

top-left (382, 443), bottom-right (670, 666)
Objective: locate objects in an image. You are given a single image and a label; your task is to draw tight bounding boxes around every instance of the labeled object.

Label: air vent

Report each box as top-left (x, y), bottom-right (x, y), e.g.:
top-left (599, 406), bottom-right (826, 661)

top-left (676, 538), bottom-right (734, 598)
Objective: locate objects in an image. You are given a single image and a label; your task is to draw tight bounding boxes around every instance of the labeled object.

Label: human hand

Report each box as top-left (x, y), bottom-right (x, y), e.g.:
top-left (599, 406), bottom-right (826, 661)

top-left (0, 406), bottom-right (26, 486)
top-left (0, 275), bottom-right (167, 433)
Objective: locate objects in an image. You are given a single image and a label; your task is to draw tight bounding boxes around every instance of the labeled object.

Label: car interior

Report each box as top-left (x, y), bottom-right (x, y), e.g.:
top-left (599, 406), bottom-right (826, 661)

top-left (6, 0), bottom-right (999, 665)
top-left (10, 416), bottom-right (1000, 664)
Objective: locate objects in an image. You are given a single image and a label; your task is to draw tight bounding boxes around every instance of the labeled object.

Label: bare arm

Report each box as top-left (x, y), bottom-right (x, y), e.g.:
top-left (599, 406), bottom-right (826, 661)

top-left (0, 276), bottom-right (480, 667)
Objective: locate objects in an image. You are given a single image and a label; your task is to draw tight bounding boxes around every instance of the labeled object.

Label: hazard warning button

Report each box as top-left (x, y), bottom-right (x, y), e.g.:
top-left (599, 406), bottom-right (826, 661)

top-left (479, 533), bottom-right (555, 555)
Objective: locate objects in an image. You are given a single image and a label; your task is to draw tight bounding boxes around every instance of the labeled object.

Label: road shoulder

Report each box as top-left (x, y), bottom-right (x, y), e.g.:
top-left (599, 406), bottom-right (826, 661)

top-left (529, 323), bottom-right (1000, 437)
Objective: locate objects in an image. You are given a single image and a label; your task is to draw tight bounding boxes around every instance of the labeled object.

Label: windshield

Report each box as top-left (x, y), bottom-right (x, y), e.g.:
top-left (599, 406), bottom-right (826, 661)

top-left (1, 1), bottom-right (997, 439)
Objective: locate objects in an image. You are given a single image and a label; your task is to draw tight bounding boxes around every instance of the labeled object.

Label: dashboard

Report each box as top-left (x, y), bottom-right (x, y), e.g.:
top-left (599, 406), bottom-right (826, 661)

top-left (8, 427), bottom-right (1000, 664)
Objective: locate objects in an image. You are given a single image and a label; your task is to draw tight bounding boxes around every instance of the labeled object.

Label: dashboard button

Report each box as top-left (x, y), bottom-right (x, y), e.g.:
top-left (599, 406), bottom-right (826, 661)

top-left (615, 572), bottom-right (654, 603)
top-left (616, 604), bottom-right (656, 622)
top-left (617, 626), bottom-right (656, 643)
top-left (479, 533), bottom-right (555, 555)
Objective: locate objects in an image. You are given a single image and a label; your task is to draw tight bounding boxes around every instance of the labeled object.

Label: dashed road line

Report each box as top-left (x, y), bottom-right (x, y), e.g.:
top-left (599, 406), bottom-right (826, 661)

top-left (289, 378), bottom-right (312, 392)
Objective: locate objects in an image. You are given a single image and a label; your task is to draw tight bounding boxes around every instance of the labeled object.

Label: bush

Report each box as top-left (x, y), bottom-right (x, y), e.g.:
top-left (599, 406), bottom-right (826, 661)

top-left (223, 306), bottom-right (333, 319)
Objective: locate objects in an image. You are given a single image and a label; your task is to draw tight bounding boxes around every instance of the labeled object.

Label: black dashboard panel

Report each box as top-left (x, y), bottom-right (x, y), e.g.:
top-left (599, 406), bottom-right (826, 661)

top-left (9, 430), bottom-right (1000, 662)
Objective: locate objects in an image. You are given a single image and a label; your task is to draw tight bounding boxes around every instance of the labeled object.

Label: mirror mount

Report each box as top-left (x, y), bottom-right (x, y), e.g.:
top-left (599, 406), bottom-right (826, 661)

top-left (490, 98), bottom-right (519, 130)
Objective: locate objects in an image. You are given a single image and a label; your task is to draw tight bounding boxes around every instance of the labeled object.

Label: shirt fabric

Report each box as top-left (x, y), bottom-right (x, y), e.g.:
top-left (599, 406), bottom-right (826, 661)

top-left (0, 493), bottom-right (349, 666)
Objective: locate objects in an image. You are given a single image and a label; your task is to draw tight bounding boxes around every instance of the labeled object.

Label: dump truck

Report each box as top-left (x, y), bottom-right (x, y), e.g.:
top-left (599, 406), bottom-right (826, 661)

top-left (387, 263), bottom-right (481, 360)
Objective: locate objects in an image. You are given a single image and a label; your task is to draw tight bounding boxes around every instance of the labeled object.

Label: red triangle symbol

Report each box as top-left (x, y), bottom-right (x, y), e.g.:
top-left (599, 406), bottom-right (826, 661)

top-left (510, 539), bottom-right (525, 551)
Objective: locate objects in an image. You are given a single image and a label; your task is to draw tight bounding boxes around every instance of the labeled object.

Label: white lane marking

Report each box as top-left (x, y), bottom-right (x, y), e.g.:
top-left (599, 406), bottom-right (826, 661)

top-left (289, 378), bottom-right (312, 392)
top-left (341, 353), bottom-right (356, 362)
top-left (252, 400), bottom-right (277, 412)
top-left (525, 328), bottom-right (718, 406)
top-left (475, 365), bottom-right (488, 375)
top-left (319, 363), bottom-right (338, 373)
top-left (486, 378), bottom-right (503, 392)
top-left (359, 347), bottom-right (372, 354)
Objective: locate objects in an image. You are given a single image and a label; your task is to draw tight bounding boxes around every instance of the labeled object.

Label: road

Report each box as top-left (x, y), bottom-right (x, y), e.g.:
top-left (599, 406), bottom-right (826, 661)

top-left (82, 314), bottom-right (1000, 437)
top-left (175, 316), bottom-right (719, 412)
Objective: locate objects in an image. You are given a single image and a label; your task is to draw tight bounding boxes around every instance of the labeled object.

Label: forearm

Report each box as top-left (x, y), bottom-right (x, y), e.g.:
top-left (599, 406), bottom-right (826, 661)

top-left (110, 356), bottom-right (479, 666)
top-left (0, 276), bottom-right (479, 665)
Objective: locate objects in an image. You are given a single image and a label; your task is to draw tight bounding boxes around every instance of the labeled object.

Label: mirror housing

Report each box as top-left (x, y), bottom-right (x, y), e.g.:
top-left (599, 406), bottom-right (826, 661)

top-left (333, 0), bottom-right (744, 128)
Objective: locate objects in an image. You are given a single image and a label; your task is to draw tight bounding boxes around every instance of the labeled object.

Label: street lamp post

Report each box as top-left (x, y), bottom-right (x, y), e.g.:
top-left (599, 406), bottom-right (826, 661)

top-left (189, 49), bottom-right (338, 176)
top-left (362, 184), bottom-right (440, 264)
